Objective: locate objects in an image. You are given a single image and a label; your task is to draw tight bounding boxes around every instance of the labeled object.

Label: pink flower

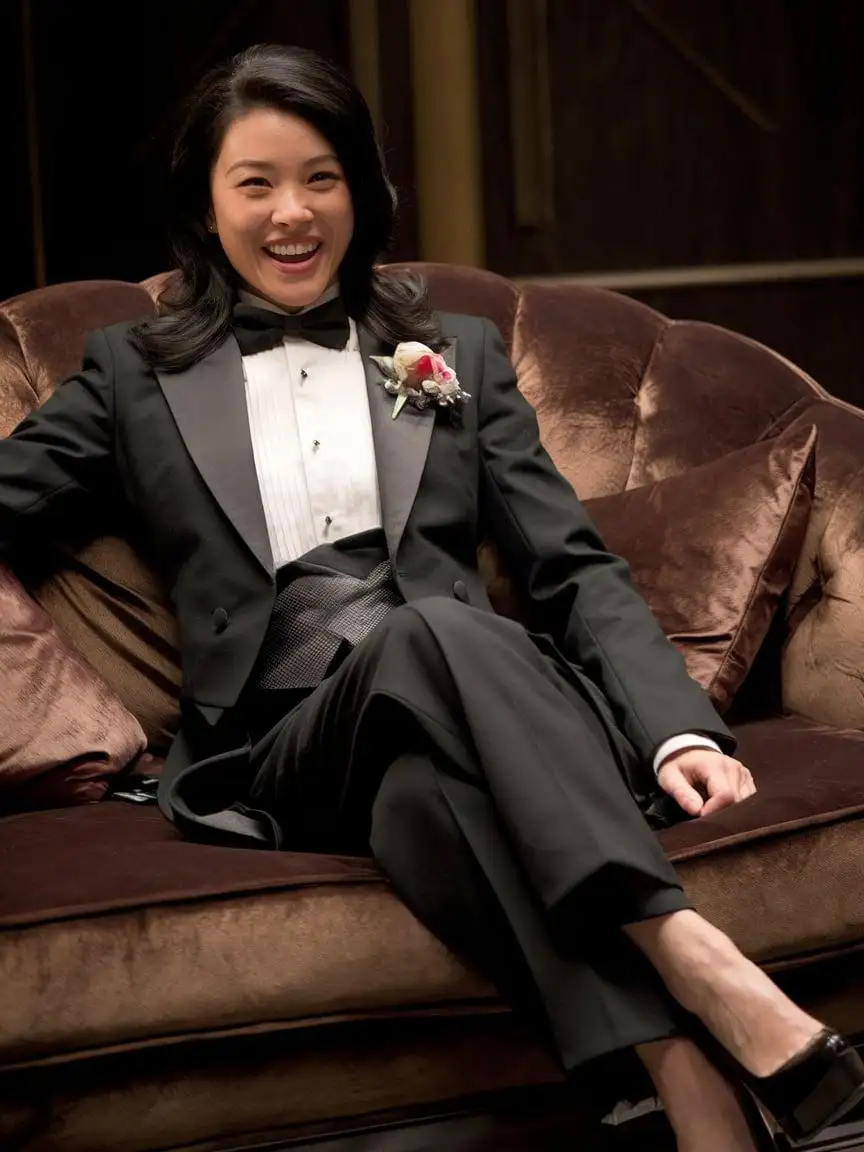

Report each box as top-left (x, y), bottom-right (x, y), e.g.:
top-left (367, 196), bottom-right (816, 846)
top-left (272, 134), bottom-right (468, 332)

top-left (413, 353), bottom-right (437, 378)
top-left (393, 342), bottom-right (447, 385)
top-left (380, 340), bottom-right (470, 419)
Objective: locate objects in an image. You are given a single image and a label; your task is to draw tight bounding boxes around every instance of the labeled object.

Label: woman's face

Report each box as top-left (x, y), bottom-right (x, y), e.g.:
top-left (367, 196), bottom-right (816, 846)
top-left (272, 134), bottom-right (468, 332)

top-left (210, 107), bottom-right (354, 311)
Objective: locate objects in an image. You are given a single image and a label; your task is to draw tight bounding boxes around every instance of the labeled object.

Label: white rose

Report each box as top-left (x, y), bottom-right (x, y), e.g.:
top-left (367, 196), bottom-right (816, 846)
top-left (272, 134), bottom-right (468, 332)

top-left (392, 342), bottom-right (437, 382)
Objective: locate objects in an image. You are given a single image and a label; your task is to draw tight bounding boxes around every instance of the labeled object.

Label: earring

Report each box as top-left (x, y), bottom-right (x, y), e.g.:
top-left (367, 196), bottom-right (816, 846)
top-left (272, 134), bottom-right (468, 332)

top-left (207, 221), bottom-right (218, 233)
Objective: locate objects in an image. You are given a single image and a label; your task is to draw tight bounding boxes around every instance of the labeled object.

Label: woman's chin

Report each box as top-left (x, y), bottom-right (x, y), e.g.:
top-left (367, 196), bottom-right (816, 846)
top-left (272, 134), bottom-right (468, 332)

top-left (248, 278), bottom-right (328, 313)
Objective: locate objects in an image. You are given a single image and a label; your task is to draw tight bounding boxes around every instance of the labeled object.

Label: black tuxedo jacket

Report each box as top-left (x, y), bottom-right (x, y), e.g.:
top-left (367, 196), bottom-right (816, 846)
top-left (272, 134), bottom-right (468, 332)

top-left (0, 311), bottom-right (732, 829)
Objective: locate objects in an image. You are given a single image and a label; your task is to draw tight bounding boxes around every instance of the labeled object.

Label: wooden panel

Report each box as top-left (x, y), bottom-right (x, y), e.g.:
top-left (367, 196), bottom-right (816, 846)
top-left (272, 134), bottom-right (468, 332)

top-left (479, 0), bottom-right (864, 277)
top-left (349, 0), bottom-right (383, 135)
top-left (377, 0), bottom-right (418, 261)
top-left (408, 0), bottom-right (484, 265)
top-left (505, 0), bottom-right (555, 227)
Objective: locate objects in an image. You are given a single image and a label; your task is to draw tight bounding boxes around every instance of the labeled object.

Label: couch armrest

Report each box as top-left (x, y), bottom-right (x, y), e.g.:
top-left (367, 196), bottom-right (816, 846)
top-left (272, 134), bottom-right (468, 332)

top-left (782, 401), bottom-right (864, 728)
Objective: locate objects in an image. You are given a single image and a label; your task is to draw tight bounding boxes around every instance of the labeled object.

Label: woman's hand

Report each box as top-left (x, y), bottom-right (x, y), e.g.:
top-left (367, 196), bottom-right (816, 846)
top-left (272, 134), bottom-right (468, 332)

top-left (657, 748), bottom-right (756, 817)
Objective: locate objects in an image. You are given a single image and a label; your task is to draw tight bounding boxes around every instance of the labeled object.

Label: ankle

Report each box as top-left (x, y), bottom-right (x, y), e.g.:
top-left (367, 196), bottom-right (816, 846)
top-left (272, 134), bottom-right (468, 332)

top-left (626, 911), bottom-right (742, 1008)
top-left (625, 909), bottom-right (733, 970)
top-left (626, 911), bottom-right (824, 1078)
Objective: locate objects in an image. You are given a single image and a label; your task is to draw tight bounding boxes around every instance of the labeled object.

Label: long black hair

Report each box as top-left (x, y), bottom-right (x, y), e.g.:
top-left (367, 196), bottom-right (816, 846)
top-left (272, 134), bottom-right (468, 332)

top-left (133, 44), bottom-right (440, 371)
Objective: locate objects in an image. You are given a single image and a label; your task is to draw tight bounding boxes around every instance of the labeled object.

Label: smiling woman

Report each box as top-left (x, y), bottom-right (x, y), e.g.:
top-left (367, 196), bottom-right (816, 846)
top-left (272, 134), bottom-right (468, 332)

top-left (132, 43), bottom-right (441, 372)
top-left (210, 109), bottom-right (354, 311)
top-left (1, 42), bottom-right (862, 1152)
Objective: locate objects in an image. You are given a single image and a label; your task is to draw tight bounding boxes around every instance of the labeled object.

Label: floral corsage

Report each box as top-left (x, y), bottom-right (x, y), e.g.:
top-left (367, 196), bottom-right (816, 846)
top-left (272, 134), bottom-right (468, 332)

top-left (372, 342), bottom-right (470, 420)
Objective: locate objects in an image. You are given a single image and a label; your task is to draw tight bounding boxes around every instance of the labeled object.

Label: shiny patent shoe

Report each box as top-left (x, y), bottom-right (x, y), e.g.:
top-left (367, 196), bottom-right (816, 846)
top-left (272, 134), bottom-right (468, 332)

top-left (740, 1028), bottom-right (864, 1144)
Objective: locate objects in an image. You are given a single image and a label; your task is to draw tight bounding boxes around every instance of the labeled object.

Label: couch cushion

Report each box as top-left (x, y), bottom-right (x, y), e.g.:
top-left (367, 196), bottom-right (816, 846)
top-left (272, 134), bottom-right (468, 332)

top-left (26, 535), bottom-right (182, 755)
top-left (0, 281), bottom-right (181, 753)
top-left (585, 424), bottom-right (816, 712)
top-left (0, 803), bottom-right (498, 1068)
top-left (0, 564), bottom-right (146, 811)
top-left (0, 280), bottom-right (156, 435)
top-left (388, 262), bottom-right (521, 354)
top-left (1, 715), bottom-right (863, 1070)
top-left (780, 401), bottom-right (864, 730)
top-left (625, 319), bottom-right (820, 490)
top-left (504, 282), bottom-right (668, 501)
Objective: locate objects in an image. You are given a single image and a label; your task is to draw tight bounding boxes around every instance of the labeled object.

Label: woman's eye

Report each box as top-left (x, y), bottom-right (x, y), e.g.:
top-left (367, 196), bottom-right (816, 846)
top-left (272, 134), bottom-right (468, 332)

top-left (239, 176), bottom-right (269, 188)
top-left (309, 170), bottom-right (340, 185)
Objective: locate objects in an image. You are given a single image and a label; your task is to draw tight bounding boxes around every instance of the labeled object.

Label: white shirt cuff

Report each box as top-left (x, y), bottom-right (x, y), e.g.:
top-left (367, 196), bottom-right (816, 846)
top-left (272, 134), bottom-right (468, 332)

top-left (652, 733), bottom-right (722, 776)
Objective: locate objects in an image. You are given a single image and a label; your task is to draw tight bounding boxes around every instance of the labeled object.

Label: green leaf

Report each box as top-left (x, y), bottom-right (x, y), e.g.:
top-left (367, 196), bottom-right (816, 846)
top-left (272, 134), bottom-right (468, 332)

top-left (391, 393), bottom-right (408, 420)
top-left (371, 355), bottom-right (397, 381)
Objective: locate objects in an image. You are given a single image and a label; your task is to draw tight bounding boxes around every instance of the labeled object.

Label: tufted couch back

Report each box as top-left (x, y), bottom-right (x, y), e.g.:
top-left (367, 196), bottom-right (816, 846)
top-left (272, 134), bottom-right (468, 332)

top-left (1, 262), bottom-right (863, 731)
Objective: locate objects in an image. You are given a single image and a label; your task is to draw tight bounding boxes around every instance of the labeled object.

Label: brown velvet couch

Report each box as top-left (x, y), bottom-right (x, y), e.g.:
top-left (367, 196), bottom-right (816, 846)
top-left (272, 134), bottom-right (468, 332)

top-left (2, 262), bottom-right (864, 1151)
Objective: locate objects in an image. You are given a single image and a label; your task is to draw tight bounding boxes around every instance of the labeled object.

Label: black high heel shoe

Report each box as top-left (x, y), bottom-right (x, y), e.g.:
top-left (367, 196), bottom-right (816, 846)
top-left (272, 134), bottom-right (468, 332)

top-left (738, 1028), bottom-right (864, 1144)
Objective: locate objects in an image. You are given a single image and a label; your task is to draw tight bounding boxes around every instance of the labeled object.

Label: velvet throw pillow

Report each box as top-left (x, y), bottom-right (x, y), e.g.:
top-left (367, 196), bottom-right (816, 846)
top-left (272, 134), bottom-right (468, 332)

top-left (0, 563), bottom-right (147, 811)
top-left (583, 424), bottom-right (817, 713)
top-left (26, 535), bottom-right (182, 755)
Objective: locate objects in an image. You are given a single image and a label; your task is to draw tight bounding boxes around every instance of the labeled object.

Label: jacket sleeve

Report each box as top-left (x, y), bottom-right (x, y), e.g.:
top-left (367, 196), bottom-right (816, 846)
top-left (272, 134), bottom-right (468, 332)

top-left (476, 318), bottom-right (733, 763)
top-left (0, 328), bottom-right (117, 558)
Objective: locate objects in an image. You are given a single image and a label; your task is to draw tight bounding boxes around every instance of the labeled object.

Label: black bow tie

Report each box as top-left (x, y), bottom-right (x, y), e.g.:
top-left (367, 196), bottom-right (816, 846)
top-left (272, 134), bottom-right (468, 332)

top-left (232, 296), bottom-right (350, 356)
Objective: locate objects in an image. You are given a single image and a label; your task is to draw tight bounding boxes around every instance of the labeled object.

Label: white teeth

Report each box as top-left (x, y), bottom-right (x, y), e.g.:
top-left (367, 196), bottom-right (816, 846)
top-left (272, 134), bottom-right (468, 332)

top-left (267, 242), bottom-right (319, 257)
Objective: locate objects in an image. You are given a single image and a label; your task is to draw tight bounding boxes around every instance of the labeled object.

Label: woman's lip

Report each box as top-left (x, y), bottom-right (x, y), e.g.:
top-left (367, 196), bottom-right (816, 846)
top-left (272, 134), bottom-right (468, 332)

top-left (263, 244), bottom-right (324, 274)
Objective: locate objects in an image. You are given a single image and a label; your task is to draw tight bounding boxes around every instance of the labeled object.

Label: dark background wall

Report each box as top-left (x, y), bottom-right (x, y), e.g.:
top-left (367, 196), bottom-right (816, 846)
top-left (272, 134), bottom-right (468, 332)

top-left (479, 0), bottom-right (864, 274)
top-left (477, 0), bottom-right (864, 402)
top-left (4, 1), bottom-right (32, 304)
top-left (4, 0), bottom-right (354, 295)
top-left (4, 0), bottom-right (863, 403)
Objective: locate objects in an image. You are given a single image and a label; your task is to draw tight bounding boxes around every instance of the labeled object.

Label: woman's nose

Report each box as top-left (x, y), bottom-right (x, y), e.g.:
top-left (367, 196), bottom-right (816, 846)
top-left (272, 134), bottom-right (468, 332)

top-left (271, 188), bottom-right (314, 227)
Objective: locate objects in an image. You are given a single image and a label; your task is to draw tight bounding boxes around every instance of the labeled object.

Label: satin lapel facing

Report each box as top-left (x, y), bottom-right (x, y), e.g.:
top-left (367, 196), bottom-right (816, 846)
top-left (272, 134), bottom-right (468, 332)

top-left (155, 336), bottom-right (274, 576)
top-left (360, 327), bottom-right (456, 561)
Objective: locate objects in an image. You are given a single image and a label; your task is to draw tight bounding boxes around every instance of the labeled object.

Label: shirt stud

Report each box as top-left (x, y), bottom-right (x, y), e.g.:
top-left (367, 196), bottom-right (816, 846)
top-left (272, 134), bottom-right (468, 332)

top-left (300, 369), bottom-right (308, 379)
top-left (313, 439), bottom-right (321, 449)
top-left (324, 515), bottom-right (333, 526)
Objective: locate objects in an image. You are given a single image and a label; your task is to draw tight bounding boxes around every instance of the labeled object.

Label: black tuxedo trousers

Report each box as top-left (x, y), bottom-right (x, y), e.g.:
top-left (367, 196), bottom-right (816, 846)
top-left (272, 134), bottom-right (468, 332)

top-left (245, 596), bottom-right (689, 1073)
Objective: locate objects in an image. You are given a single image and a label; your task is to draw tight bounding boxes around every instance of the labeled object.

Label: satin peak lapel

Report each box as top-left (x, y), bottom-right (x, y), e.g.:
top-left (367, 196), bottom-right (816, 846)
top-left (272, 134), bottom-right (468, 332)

top-left (155, 335), bottom-right (274, 576)
top-left (360, 327), bottom-right (457, 561)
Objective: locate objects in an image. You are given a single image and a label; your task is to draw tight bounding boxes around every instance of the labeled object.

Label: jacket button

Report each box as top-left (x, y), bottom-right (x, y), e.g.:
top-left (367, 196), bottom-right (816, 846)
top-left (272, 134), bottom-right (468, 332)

top-left (211, 607), bottom-right (230, 634)
top-left (452, 580), bottom-right (469, 603)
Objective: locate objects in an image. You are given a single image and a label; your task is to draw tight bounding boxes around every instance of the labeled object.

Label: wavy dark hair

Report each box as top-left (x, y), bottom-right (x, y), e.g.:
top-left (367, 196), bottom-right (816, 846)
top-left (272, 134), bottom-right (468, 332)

top-left (133, 44), bottom-right (440, 371)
